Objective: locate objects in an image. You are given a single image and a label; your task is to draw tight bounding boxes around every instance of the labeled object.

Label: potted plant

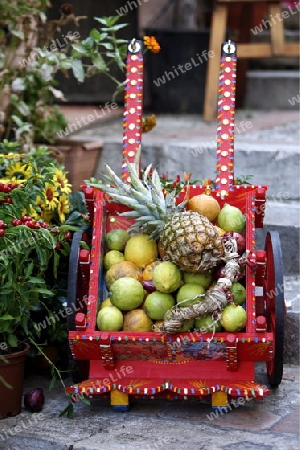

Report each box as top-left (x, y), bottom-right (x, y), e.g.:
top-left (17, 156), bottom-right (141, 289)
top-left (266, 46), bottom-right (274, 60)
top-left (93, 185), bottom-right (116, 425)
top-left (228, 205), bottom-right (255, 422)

top-left (0, 1), bottom-right (128, 186)
top-left (0, 140), bottom-right (89, 418)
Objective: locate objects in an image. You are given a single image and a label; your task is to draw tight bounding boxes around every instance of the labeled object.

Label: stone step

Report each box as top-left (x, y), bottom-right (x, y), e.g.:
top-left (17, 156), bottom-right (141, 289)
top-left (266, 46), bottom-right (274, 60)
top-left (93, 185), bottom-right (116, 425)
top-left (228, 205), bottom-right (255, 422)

top-left (94, 139), bottom-right (300, 201)
top-left (245, 71), bottom-right (300, 110)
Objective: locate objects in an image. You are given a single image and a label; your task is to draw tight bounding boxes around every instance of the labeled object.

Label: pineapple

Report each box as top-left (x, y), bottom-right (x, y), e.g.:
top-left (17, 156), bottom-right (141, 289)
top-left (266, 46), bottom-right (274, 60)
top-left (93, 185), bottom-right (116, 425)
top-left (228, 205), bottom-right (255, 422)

top-left (95, 152), bottom-right (224, 273)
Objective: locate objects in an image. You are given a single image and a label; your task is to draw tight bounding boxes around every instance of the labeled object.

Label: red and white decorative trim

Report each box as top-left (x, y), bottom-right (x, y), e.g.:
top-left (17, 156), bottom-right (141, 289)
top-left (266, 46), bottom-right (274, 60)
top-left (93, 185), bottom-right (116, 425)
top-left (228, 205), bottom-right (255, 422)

top-left (122, 39), bottom-right (143, 182)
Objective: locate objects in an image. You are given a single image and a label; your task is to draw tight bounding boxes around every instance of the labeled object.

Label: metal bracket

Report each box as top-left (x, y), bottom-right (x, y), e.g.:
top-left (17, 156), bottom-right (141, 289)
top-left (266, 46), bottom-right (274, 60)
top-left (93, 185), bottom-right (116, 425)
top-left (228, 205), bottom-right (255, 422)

top-left (221, 39), bottom-right (237, 56)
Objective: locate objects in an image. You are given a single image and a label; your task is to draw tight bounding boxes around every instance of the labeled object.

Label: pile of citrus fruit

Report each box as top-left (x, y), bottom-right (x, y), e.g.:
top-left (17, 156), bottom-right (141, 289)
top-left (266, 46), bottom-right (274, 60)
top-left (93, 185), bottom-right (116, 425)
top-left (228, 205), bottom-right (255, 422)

top-left (97, 195), bottom-right (247, 333)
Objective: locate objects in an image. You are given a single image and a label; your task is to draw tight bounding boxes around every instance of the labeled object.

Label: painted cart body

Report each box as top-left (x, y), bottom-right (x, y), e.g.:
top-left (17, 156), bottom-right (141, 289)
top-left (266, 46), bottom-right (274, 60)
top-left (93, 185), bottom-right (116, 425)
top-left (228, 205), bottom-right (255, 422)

top-left (66, 41), bottom-right (284, 411)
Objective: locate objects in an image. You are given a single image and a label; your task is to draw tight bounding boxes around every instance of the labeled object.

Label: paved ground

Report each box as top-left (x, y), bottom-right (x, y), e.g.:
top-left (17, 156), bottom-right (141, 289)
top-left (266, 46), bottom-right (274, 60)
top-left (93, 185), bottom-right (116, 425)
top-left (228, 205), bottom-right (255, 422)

top-left (0, 364), bottom-right (299, 450)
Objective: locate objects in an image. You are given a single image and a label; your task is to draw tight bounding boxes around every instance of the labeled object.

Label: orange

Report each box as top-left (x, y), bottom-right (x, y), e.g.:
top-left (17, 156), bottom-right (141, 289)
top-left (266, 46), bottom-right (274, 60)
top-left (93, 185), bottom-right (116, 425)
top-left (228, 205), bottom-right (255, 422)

top-left (214, 225), bottom-right (226, 237)
top-left (142, 261), bottom-right (163, 281)
top-left (123, 309), bottom-right (153, 331)
top-left (105, 260), bottom-right (142, 289)
top-left (187, 194), bottom-right (220, 222)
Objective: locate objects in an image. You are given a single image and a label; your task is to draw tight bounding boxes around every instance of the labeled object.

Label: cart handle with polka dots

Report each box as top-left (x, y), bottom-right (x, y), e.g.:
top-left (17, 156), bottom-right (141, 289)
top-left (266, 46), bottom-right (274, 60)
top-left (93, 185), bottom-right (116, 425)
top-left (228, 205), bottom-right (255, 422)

top-left (121, 38), bottom-right (237, 198)
top-left (121, 39), bottom-right (143, 183)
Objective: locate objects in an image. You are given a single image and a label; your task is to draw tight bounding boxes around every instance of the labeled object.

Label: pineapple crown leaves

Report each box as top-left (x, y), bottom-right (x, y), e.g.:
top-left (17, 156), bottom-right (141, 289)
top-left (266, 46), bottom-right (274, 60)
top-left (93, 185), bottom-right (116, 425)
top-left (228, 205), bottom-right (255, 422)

top-left (90, 151), bottom-right (187, 238)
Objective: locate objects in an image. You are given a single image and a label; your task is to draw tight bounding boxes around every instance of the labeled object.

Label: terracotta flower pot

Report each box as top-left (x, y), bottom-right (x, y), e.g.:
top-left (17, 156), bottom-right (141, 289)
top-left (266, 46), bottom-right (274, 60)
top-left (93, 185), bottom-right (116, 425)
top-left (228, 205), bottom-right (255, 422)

top-left (0, 343), bottom-right (29, 419)
top-left (50, 139), bottom-right (103, 191)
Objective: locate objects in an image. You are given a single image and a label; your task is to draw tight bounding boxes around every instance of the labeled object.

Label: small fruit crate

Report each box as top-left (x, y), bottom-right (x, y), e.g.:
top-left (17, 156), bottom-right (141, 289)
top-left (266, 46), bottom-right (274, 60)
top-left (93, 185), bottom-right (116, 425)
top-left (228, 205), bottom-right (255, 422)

top-left (66, 40), bottom-right (285, 412)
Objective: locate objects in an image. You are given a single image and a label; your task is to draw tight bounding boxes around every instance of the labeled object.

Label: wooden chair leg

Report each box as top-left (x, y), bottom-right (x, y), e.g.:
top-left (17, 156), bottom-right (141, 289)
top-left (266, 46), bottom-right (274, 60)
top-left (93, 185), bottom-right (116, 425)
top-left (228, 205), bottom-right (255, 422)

top-left (269, 4), bottom-right (285, 55)
top-left (203, 4), bottom-right (227, 122)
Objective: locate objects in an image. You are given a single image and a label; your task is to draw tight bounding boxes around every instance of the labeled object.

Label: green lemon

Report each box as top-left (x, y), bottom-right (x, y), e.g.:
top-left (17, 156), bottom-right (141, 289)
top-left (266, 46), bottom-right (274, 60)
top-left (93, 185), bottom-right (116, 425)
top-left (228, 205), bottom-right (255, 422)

top-left (103, 250), bottom-right (125, 271)
top-left (105, 229), bottom-right (130, 251)
top-left (221, 304), bottom-right (247, 332)
top-left (231, 281), bottom-right (246, 305)
top-left (183, 271), bottom-right (213, 289)
top-left (144, 291), bottom-right (175, 320)
top-left (194, 314), bottom-right (222, 333)
top-left (176, 283), bottom-right (205, 307)
top-left (152, 261), bottom-right (182, 294)
top-left (110, 277), bottom-right (144, 311)
top-left (96, 305), bottom-right (123, 331)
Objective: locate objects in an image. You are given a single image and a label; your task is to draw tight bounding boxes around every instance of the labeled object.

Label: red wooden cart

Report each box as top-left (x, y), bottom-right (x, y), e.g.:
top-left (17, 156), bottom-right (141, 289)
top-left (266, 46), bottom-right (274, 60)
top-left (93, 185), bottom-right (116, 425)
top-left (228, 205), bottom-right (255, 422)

top-left (66, 40), bottom-right (285, 412)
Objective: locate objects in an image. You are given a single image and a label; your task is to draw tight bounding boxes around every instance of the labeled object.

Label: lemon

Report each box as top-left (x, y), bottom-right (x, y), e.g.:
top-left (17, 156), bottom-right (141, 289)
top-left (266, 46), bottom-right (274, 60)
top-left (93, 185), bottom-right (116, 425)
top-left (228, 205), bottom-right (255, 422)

top-left (110, 277), bottom-right (144, 311)
top-left (103, 250), bottom-right (125, 271)
top-left (180, 319), bottom-right (195, 332)
top-left (194, 314), bottom-right (222, 332)
top-left (231, 281), bottom-right (246, 305)
top-left (152, 261), bottom-right (182, 293)
top-left (221, 304), bottom-right (247, 331)
top-left (123, 309), bottom-right (153, 332)
top-left (187, 194), bottom-right (220, 222)
top-left (105, 229), bottom-right (130, 251)
top-left (217, 204), bottom-right (246, 233)
top-left (96, 305), bottom-right (123, 331)
top-left (183, 272), bottom-right (213, 289)
top-left (124, 234), bottom-right (158, 268)
top-left (144, 291), bottom-right (175, 320)
top-left (176, 283), bottom-right (205, 307)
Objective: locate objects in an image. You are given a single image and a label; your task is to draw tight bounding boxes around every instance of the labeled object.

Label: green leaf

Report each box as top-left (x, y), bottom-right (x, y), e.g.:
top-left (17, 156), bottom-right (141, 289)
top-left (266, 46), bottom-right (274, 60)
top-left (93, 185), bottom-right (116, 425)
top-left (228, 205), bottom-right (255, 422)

top-left (49, 373), bottom-right (57, 391)
top-left (72, 59), bottom-right (85, 83)
top-left (80, 395), bottom-right (91, 406)
top-left (25, 261), bottom-right (34, 278)
top-left (7, 333), bottom-right (18, 349)
top-left (17, 101), bottom-right (30, 116)
top-left (30, 288), bottom-right (54, 297)
top-left (101, 23), bottom-right (128, 33)
top-left (11, 29), bottom-right (24, 39)
top-left (79, 241), bottom-right (90, 251)
top-left (90, 28), bottom-right (101, 41)
top-left (81, 37), bottom-right (94, 49)
top-left (59, 402), bottom-right (74, 419)
top-left (98, 42), bottom-right (114, 51)
top-left (71, 44), bottom-right (86, 54)
top-left (92, 54), bottom-right (106, 71)
top-left (95, 16), bottom-right (124, 27)
top-left (114, 49), bottom-right (125, 71)
top-left (28, 277), bottom-right (47, 284)
top-left (0, 315), bottom-right (14, 320)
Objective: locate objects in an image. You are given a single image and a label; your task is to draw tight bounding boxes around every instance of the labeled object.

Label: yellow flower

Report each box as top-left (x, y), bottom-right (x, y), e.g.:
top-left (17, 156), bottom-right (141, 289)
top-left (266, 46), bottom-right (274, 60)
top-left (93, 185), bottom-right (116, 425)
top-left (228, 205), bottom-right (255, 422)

top-left (36, 195), bottom-right (46, 210)
top-left (0, 178), bottom-right (25, 184)
top-left (5, 162), bottom-right (31, 180)
top-left (42, 182), bottom-right (59, 211)
top-left (143, 36), bottom-right (160, 53)
top-left (52, 169), bottom-right (72, 194)
top-left (57, 194), bottom-right (70, 223)
top-left (41, 209), bottom-right (54, 224)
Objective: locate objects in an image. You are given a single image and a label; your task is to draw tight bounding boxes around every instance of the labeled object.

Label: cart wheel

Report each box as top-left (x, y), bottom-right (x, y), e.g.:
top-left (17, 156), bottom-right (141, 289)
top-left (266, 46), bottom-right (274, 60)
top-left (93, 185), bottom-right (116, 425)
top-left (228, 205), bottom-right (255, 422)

top-left (67, 230), bottom-right (90, 383)
top-left (264, 231), bottom-right (285, 387)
